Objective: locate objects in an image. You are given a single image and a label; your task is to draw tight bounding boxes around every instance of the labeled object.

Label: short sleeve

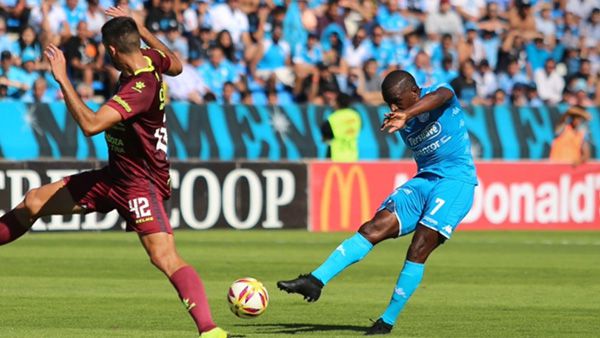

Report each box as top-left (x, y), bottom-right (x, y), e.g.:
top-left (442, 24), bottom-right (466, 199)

top-left (106, 78), bottom-right (156, 120)
top-left (143, 48), bottom-right (172, 74)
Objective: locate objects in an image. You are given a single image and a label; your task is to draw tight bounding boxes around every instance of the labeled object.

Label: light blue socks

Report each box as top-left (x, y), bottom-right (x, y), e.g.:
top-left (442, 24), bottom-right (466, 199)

top-left (312, 233), bottom-right (373, 285)
top-left (380, 260), bottom-right (425, 325)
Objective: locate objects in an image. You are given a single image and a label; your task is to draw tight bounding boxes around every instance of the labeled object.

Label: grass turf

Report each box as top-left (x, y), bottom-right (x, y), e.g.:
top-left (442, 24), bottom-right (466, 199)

top-left (0, 230), bottom-right (599, 337)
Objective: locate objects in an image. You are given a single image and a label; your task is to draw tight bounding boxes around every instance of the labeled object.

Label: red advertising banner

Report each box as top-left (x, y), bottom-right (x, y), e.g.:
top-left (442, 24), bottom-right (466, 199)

top-left (309, 161), bottom-right (600, 232)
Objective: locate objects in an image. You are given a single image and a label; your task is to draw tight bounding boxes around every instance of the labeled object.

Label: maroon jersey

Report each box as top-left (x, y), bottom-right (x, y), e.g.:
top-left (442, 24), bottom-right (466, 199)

top-left (105, 48), bottom-right (171, 198)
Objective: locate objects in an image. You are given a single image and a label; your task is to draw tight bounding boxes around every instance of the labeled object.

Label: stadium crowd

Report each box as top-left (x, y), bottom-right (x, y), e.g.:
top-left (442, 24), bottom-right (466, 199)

top-left (0, 0), bottom-right (598, 107)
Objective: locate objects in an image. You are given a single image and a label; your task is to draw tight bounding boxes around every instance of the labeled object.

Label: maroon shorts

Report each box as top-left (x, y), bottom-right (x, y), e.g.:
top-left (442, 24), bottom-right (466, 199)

top-left (63, 167), bottom-right (172, 235)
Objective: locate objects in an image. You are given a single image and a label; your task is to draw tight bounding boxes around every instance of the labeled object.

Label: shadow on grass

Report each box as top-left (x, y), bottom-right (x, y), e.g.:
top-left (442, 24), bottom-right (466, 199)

top-left (237, 323), bottom-right (366, 335)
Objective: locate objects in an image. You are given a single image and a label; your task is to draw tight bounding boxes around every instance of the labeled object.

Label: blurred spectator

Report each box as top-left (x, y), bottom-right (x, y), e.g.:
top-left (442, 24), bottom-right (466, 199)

top-left (85, 0), bottom-right (106, 40)
top-left (317, 0), bottom-right (346, 35)
top-left (549, 106), bottom-right (591, 166)
top-left (0, 51), bottom-right (29, 97)
top-left (368, 25), bottom-right (394, 72)
top-left (63, 21), bottom-right (104, 87)
top-left (581, 8), bottom-right (599, 49)
top-left (508, 0), bottom-right (537, 39)
top-left (21, 77), bottom-right (55, 103)
top-left (376, 0), bottom-right (413, 38)
top-left (451, 59), bottom-right (484, 105)
top-left (452, 0), bottom-right (485, 22)
top-left (497, 58), bottom-right (529, 94)
top-left (160, 25), bottom-right (189, 60)
top-left (475, 59), bottom-right (497, 99)
top-left (146, 0), bottom-right (178, 33)
top-left (254, 24), bottom-right (293, 87)
top-left (405, 51), bottom-right (434, 87)
top-left (215, 30), bottom-right (238, 63)
top-left (198, 46), bottom-right (239, 99)
top-left (425, 0), bottom-right (464, 38)
top-left (0, 0), bottom-right (29, 33)
top-left (535, 3), bottom-right (556, 38)
top-left (510, 83), bottom-right (528, 107)
top-left (492, 88), bottom-right (507, 106)
top-left (321, 92), bottom-right (361, 161)
top-left (526, 37), bottom-right (551, 72)
top-left (355, 58), bottom-right (383, 105)
top-left (30, 0), bottom-right (69, 44)
top-left (432, 55), bottom-right (459, 84)
top-left (526, 84), bottom-right (543, 107)
top-left (188, 26), bottom-right (213, 65)
top-left (221, 81), bottom-right (240, 104)
top-left (430, 33), bottom-right (458, 70)
top-left (12, 25), bottom-right (42, 65)
top-left (164, 57), bottom-right (208, 104)
top-left (478, 2), bottom-right (508, 34)
top-left (209, 0), bottom-right (250, 47)
top-left (496, 30), bottom-right (527, 74)
top-left (0, 18), bottom-right (13, 53)
top-left (343, 27), bottom-right (371, 68)
top-left (458, 23), bottom-right (485, 65)
top-left (535, 58), bottom-right (564, 104)
top-left (64, 0), bottom-right (86, 34)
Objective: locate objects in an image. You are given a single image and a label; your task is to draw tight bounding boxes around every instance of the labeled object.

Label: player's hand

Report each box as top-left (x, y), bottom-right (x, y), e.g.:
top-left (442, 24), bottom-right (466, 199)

top-left (44, 44), bottom-right (68, 84)
top-left (106, 6), bottom-right (144, 28)
top-left (380, 112), bottom-right (408, 133)
top-left (105, 6), bottom-right (130, 18)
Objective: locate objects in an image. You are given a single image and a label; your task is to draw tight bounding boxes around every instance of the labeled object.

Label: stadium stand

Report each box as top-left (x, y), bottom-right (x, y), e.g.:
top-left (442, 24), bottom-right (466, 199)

top-left (0, 0), bottom-right (598, 107)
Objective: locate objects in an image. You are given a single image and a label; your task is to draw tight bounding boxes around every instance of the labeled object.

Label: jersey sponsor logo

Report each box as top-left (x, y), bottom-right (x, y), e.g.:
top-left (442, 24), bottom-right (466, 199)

top-left (413, 134), bottom-right (452, 158)
top-left (407, 122), bottom-right (442, 147)
top-left (320, 165), bottom-right (371, 231)
top-left (112, 95), bottom-right (132, 113)
top-left (105, 133), bottom-right (125, 153)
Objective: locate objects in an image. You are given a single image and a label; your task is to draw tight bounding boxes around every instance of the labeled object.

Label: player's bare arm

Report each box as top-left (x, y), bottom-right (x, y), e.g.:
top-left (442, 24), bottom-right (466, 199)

top-left (381, 87), bottom-right (453, 133)
top-left (44, 44), bottom-right (122, 137)
top-left (105, 6), bottom-right (183, 76)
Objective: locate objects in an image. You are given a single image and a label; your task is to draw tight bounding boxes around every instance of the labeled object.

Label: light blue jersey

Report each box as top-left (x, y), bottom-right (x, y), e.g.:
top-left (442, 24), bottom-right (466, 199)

top-left (399, 83), bottom-right (477, 185)
top-left (378, 82), bottom-right (477, 239)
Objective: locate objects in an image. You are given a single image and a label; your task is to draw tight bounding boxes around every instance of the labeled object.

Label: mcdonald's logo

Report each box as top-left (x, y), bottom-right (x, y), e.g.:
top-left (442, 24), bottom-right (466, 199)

top-left (319, 165), bottom-right (371, 232)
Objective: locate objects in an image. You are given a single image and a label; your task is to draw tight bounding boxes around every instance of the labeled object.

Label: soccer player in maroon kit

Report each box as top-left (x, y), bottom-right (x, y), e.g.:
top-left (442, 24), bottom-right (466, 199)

top-left (0, 7), bottom-right (228, 338)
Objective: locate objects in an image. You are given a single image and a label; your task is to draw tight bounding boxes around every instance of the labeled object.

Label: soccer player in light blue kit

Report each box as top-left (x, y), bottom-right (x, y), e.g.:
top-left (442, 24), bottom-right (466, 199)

top-left (278, 70), bottom-right (478, 335)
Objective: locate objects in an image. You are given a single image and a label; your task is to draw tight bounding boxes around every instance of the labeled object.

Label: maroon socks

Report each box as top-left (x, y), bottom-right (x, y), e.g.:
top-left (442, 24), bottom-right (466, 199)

top-left (0, 210), bottom-right (28, 245)
top-left (169, 265), bottom-right (217, 334)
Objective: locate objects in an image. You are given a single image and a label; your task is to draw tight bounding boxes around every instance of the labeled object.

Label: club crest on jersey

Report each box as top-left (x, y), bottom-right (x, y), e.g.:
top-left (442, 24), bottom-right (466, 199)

top-left (132, 81), bottom-right (146, 93)
top-left (417, 112), bottom-right (430, 122)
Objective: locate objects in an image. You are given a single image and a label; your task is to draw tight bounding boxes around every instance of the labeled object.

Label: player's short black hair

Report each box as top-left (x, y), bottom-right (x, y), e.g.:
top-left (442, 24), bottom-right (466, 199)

top-left (381, 70), bottom-right (418, 105)
top-left (101, 17), bottom-right (141, 54)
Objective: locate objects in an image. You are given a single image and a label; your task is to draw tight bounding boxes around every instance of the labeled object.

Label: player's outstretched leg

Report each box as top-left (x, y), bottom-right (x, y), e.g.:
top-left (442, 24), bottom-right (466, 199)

top-left (365, 225), bottom-right (444, 335)
top-left (277, 210), bottom-right (398, 302)
top-left (0, 180), bottom-right (82, 245)
top-left (140, 233), bottom-right (226, 337)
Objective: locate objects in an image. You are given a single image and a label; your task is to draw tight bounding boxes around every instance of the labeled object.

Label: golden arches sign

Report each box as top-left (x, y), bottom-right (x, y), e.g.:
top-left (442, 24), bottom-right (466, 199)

top-left (319, 165), bottom-right (371, 232)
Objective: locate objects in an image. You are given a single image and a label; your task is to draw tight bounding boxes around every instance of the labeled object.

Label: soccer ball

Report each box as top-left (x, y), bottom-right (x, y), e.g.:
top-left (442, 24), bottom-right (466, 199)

top-left (227, 277), bottom-right (269, 318)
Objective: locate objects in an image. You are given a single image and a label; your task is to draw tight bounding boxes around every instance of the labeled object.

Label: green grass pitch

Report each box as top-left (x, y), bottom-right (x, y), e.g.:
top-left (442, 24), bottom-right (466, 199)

top-left (1, 230), bottom-right (599, 337)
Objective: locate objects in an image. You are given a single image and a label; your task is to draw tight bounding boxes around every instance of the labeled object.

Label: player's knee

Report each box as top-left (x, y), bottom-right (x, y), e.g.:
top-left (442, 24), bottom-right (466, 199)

top-left (149, 250), bottom-right (184, 275)
top-left (406, 237), bottom-right (435, 263)
top-left (22, 188), bottom-right (43, 219)
top-left (358, 220), bottom-right (396, 245)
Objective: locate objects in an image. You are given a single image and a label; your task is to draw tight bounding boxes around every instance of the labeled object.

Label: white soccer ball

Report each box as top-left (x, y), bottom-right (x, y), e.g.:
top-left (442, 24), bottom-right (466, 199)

top-left (227, 277), bottom-right (269, 318)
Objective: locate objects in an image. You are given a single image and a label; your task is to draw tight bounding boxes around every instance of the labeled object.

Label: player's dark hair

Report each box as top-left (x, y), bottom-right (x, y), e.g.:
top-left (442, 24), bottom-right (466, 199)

top-left (101, 17), bottom-right (141, 54)
top-left (381, 70), bottom-right (418, 105)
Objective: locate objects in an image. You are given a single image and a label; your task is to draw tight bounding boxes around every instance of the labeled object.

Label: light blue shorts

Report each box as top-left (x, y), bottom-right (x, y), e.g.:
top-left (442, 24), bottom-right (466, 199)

top-left (378, 173), bottom-right (475, 239)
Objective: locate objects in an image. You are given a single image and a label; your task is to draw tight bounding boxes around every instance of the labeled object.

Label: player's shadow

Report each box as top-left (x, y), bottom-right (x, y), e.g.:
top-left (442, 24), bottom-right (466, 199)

top-left (238, 322), bottom-right (366, 335)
